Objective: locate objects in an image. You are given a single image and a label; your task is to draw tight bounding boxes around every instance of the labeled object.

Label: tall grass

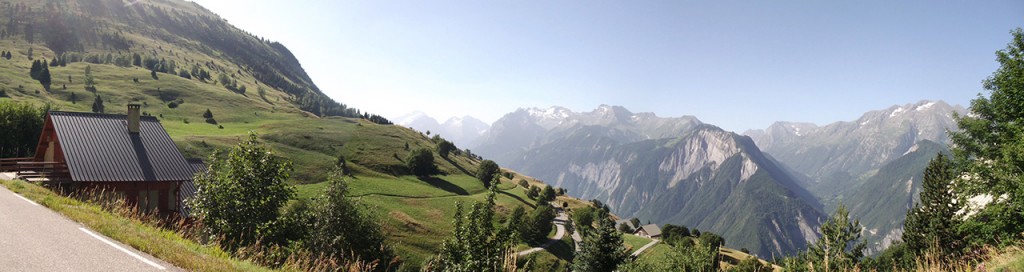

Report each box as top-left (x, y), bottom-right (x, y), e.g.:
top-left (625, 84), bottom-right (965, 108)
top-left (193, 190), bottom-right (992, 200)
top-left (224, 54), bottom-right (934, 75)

top-left (2, 179), bottom-right (387, 272)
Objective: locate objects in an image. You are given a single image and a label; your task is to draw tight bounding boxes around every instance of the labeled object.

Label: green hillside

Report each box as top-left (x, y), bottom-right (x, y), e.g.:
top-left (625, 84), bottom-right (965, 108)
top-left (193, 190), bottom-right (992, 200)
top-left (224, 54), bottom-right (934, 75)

top-left (0, 0), bottom-right (553, 270)
top-left (500, 123), bottom-right (826, 257)
top-left (839, 140), bottom-right (946, 254)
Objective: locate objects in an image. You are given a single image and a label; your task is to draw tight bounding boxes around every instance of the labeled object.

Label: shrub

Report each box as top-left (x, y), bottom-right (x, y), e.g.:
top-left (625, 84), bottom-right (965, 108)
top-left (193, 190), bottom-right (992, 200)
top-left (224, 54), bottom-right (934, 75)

top-left (189, 132), bottom-right (294, 249)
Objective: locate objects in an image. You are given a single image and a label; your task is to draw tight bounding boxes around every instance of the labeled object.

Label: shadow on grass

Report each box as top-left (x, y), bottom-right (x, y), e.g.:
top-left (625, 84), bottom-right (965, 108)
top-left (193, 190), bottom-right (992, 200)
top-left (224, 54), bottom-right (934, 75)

top-left (546, 238), bottom-right (575, 262)
top-left (499, 190), bottom-right (535, 209)
top-left (443, 157), bottom-right (472, 176)
top-left (418, 176), bottom-right (469, 195)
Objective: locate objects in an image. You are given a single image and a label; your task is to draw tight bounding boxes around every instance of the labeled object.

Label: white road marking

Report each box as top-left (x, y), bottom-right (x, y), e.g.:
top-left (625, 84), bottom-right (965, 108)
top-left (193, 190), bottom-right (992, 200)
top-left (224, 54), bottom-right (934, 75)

top-left (12, 193), bottom-right (39, 206)
top-left (78, 228), bottom-right (166, 270)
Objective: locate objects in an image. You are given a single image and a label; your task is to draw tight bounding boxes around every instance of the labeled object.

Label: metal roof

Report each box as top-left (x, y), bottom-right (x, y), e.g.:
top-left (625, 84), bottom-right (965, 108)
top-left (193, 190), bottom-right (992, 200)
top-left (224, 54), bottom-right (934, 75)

top-left (637, 224), bottom-right (662, 237)
top-left (48, 111), bottom-right (195, 182)
top-left (178, 158), bottom-right (205, 217)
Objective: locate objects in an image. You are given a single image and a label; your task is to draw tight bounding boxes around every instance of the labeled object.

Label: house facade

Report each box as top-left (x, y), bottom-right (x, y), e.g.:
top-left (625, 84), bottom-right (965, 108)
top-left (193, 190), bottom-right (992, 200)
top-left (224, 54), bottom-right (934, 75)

top-left (635, 224), bottom-right (663, 239)
top-left (30, 104), bottom-right (199, 215)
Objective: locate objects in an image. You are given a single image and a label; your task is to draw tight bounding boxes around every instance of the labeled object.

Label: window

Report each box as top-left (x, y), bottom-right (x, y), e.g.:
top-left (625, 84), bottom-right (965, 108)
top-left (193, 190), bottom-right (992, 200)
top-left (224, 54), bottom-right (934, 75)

top-left (137, 190), bottom-right (160, 213)
top-left (148, 190), bottom-right (159, 212)
top-left (168, 184), bottom-right (177, 211)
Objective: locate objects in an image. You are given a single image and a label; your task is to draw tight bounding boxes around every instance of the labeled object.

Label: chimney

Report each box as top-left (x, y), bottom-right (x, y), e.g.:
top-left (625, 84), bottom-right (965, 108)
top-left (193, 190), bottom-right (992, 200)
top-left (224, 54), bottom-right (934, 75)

top-left (127, 104), bottom-right (141, 134)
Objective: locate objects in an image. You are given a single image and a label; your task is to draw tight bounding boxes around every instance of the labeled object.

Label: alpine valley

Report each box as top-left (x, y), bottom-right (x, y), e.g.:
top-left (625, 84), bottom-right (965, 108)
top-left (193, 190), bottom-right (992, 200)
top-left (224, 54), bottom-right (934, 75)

top-left (473, 101), bottom-right (964, 257)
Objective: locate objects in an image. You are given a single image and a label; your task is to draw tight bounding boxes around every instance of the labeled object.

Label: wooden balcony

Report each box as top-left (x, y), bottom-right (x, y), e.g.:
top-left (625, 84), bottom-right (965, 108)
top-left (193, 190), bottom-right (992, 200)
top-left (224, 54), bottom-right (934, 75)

top-left (0, 158), bottom-right (71, 183)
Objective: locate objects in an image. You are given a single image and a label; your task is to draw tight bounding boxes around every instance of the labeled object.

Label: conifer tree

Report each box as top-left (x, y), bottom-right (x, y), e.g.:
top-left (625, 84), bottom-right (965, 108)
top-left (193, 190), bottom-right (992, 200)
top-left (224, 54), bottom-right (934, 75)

top-left (38, 64), bottom-right (50, 91)
top-left (572, 217), bottom-right (627, 272)
top-left (84, 65), bottom-right (95, 88)
top-left (29, 59), bottom-right (40, 79)
top-left (91, 95), bottom-right (104, 113)
top-left (903, 153), bottom-right (963, 260)
top-left (806, 204), bottom-right (865, 271)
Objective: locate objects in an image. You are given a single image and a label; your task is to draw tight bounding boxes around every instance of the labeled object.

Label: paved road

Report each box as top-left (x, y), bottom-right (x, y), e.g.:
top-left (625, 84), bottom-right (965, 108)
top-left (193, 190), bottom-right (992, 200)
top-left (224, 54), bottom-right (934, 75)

top-left (0, 183), bottom-right (179, 271)
top-left (631, 239), bottom-right (660, 257)
top-left (517, 208), bottom-right (569, 256)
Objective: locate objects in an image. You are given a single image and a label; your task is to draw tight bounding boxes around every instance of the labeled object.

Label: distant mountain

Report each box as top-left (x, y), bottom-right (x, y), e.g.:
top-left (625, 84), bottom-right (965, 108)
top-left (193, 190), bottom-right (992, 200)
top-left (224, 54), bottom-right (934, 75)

top-left (744, 100), bottom-right (964, 195)
top-left (472, 105), bottom-right (702, 161)
top-left (744, 100), bottom-right (963, 254)
top-left (476, 105), bottom-right (825, 257)
top-left (842, 140), bottom-right (946, 254)
top-left (396, 112), bottom-right (489, 147)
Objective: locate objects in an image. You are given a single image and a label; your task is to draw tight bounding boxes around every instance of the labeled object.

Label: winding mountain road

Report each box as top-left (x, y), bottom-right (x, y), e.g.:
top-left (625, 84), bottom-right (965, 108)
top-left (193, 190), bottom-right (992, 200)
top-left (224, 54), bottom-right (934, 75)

top-left (517, 208), bottom-right (570, 256)
top-left (0, 181), bottom-right (179, 271)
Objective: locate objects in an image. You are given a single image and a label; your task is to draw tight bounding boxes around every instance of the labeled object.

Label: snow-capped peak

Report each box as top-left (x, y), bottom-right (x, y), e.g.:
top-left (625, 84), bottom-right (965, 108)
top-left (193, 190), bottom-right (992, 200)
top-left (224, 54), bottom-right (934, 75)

top-left (915, 101), bottom-right (937, 112)
top-left (526, 106), bottom-right (571, 120)
top-left (889, 107), bottom-right (905, 117)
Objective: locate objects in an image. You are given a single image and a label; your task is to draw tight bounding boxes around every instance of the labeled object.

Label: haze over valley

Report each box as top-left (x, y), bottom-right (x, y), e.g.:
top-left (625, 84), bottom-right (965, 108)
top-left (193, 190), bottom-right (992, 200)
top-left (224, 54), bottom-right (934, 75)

top-left (0, 0), bottom-right (1021, 271)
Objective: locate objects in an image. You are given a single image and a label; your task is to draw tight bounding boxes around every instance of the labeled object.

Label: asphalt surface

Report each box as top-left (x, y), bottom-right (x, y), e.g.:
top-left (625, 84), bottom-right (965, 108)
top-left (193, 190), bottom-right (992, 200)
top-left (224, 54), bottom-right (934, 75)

top-left (517, 208), bottom-right (570, 256)
top-left (0, 183), bottom-right (179, 271)
top-left (631, 239), bottom-right (660, 257)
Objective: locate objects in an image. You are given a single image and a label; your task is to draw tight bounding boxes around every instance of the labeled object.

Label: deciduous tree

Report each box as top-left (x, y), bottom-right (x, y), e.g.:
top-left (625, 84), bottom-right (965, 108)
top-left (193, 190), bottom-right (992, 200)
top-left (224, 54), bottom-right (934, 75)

top-left (189, 132), bottom-right (294, 249)
top-left (949, 28), bottom-right (1024, 246)
top-left (476, 160), bottom-right (499, 187)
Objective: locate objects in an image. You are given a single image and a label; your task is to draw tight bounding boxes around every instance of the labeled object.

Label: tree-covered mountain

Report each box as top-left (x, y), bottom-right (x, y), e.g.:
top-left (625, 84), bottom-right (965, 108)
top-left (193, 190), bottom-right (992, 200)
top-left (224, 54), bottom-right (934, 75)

top-left (475, 105), bottom-right (826, 257)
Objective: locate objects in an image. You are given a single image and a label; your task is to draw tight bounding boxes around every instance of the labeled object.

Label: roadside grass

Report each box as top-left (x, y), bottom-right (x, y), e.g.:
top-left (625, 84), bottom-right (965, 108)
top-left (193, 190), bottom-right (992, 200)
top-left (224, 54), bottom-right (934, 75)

top-left (986, 246), bottom-right (1024, 271)
top-left (622, 234), bottom-right (653, 253)
top-left (520, 233), bottom-right (574, 271)
top-left (0, 179), bottom-right (270, 271)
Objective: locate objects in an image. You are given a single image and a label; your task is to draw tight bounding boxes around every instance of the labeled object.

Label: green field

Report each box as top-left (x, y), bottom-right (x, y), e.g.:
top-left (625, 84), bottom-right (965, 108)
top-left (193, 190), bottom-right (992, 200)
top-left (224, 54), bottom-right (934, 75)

top-left (622, 234), bottom-right (654, 253)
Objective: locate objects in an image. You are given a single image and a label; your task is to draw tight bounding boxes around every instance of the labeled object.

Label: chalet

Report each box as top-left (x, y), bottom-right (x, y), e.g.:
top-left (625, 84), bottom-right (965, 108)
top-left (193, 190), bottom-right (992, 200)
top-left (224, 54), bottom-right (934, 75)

top-left (15, 104), bottom-right (200, 215)
top-left (635, 224), bottom-right (662, 239)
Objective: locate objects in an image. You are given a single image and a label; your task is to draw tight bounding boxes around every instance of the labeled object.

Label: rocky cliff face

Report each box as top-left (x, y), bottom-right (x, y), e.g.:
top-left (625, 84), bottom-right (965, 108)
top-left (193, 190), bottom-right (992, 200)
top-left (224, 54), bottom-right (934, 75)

top-left (480, 106), bottom-right (827, 257)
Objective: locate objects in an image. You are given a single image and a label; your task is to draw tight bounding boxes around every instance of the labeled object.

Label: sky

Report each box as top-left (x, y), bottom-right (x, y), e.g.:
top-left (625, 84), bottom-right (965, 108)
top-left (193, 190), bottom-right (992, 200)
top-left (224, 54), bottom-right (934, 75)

top-left (189, 0), bottom-right (1022, 132)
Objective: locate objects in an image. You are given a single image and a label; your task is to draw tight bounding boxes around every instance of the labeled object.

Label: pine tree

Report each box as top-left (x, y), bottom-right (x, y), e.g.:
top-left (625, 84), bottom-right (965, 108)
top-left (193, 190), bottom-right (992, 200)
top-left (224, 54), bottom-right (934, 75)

top-left (903, 154), bottom-right (963, 259)
top-left (91, 95), bottom-right (104, 113)
top-left (572, 217), bottom-right (628, 272)
top-left (38, 64), bottom-right (51, 91)
top-left (29, 59), bottom-right (40, 79)
top-left (84, 65), bottom-right (95, 88)
top-left (806, 204), bottom-right (865, 271)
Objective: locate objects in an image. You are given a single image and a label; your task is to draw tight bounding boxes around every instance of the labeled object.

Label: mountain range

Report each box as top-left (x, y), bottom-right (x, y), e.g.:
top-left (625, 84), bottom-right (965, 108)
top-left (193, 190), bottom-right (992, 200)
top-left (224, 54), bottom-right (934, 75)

top-left (395, 112), bottom-right (490, 147)
top-left (472, 101), bottom-right (964, 257)
top-left (745, 100), bottom-right (964, 253)
top-left (474, 105), bottom-right (825, 257)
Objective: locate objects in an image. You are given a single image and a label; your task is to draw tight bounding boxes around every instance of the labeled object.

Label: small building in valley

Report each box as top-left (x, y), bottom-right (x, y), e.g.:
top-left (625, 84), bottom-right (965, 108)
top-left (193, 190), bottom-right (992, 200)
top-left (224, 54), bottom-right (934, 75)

top-left (26, 104), bottom-right (200, 215)
top-left (635, 224), bottom-right (663, 239)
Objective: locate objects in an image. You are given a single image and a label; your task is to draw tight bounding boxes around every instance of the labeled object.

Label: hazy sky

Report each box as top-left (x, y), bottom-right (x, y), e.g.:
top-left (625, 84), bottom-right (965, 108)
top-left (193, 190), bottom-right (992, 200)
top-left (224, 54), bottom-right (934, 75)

top-left (190, 0), bottom-right (1021, 132)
